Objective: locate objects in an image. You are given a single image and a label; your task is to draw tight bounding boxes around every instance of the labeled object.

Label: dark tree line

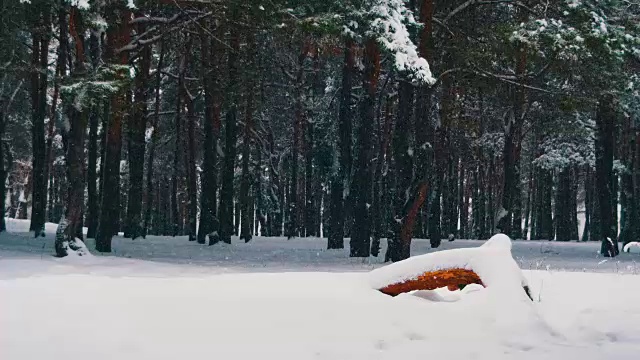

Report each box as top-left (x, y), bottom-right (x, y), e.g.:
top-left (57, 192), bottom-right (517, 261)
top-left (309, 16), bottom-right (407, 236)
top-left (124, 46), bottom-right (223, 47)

top-left (1, 0), bottom-right (638, 259)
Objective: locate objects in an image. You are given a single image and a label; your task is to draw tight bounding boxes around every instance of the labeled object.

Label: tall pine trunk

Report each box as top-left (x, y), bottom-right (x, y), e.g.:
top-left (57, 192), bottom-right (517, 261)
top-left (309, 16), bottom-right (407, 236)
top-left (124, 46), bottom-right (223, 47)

top-left (372, 96), bottom-right (393, 257)
top-left (125, 13), bottom-right (151, 240)
top-left (95, 4), bottom-right (130, 253)
top-left (171, 40), bottom-right (187, 237)
top-left (56, 6), bottom-right (88, 256)
top-left (350, 38), bottom-right (379, 258)
top-left (0, 84), bottom-right (20, 232)
top-left (240, 30), bottom-right (256, 243)
top-left (144, 42), bottom-right (165, 237)
top-left (218, 9), bottom-right (240, 244)
top-left (556, 167), bottom-right (573, 241)
top-left (198, 25), bottom-right (221, 245)
top-left (185, 79), bottom-right (198, 242)
top-left (286, 43), bottom-right (307, 239)
top-left (86, 28), bottom-right (100, 239)
top-left (386, 80), bottom-right (414, 262)
top-left (582, 166), bottom-right (592, 241)
top-left (29, 6), bottom-right (51, 237)
top-left (327, 39), bottom-right (354, 249)
top-left (500, 7), bottom-right (528, 238)
top-left (595, 94), bottom-right (619, 256)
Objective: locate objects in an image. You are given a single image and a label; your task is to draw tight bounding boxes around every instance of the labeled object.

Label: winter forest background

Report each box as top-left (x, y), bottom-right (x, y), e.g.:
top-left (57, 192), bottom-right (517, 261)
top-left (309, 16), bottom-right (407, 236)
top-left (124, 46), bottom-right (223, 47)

top-left (1, 0), bottom-right (639, 260)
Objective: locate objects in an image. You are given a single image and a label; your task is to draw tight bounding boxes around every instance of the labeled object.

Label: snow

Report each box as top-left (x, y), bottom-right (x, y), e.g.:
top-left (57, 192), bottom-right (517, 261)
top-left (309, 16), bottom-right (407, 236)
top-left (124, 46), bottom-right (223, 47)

top-left (71, 0), bottom-right (90, 10)
top-left (624, 242), bottom-right (640, 253)
top-left (2, 219), bottom-right (640, 274)
top-left (567, 0), bottom-right (582, 9)
top-left (1, 218), bottom-right (640, 359)
top-left (369, 234), bottom-right (529, 300)
top-left (368, 0), bottom-right (435, 85)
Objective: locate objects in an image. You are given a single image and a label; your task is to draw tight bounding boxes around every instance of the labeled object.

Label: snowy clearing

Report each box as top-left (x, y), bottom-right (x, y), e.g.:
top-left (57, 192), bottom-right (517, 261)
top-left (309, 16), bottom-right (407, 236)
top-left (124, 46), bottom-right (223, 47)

top-left (2, 219), bottom-right (640, 359)
top-left (1, 219), bottom-right (639, 275)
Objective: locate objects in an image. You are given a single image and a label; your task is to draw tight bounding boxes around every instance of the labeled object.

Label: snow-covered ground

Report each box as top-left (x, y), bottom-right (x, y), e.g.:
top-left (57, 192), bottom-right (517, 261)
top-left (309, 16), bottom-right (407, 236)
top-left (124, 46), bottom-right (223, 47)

top-left (1, 218), bottom-right (640, 359)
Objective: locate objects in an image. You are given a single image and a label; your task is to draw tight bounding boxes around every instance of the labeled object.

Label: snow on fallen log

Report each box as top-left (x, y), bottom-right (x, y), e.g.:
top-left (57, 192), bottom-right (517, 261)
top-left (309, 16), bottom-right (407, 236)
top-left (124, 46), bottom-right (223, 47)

top-left (623, 242), bottom-right (640, 253)
top-left (370, 234), bottom-right (531, 300)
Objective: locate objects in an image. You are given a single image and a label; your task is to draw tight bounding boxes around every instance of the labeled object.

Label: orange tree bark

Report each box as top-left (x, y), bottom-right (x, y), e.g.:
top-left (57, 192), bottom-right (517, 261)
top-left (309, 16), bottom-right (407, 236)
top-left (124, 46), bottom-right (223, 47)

top-left (378, 268), bottom-right (484, 297)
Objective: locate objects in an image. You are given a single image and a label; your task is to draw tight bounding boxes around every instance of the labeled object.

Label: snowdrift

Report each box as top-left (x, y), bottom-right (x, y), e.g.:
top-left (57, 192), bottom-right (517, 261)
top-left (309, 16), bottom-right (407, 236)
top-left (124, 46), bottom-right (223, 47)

top-left (624, 242), bottom-right (640, 253)
top-left (370, 234), bottom-right (531, 300)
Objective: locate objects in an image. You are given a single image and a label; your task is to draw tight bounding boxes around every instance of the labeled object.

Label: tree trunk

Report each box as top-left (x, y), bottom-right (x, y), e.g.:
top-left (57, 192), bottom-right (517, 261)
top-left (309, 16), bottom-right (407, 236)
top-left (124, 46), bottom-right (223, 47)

top-left (556, 167), bottom-right (573, 241)
top-left (218, 9), bottom-right (240, 244)
top-left (45, 3), bottom-right (68, 224)
top-left (0, 85), bottom-right (19, 232)
top-left (431, 75), bottom-right (454, 249)
top-left (350, 38), bottom-right (379, 258)
top-left (386, 80), bottom-right (414, 262)
top-left (95, 4), bottom-right (130, 253)
top-left (240, 31), bottom-right (256, 243)
top-left (595, 93), bottom-right (619, 256)
top-left (304, 113), bottom-right (314, 238)
top-left (620, 116), bottom-right (638, 247)
top-left (125, 14), bottom-right (151, 240)
top-left (84, 105), bottom-right (98, 238)
top-left (500, 8), bottom-right (528, 238)
top-left (0, 136), bottom-right (8, 232)
top-left (372, 96), bottom-right (393, 257)
top-left (533, 168), bottom-right (554, 240)
top-left (475, 164), bottom-right (486, 239)
top-left (185, 80), bottom-right (198, 242)
top-left (327, 39), bottom-right (354, 249)
top-left (55, 6), bottom-right (88, 256)
top-left (459, 164), bottom-right (469, 239)
top-left (198, 25), bottom-right (221, 245)
top-left (445, 155), bottom-right (459, 239)
top-left (144, 42), bottom-right (165, 237)
top-left (570, 167), bottom-right (580, 240)
top-left (0, 111), bottom-right (6, 232)
top-left (29, 7), bottom-right (51, 237)
top-left (523, 161), bottom-right (534, 240)
top-left (582, 166), bottom-right (592, 241)
top-left (591, 172), bottom-right (603, 242)
top-left (171, 40), bottom-right (187, 237)
top-left (286, 43), bottom-right (307, 239)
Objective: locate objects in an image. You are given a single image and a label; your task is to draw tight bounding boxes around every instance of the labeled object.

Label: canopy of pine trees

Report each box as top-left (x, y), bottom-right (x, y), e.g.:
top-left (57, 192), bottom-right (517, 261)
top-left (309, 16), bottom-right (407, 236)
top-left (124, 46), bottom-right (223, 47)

top-left (1, 0), bottom-right (639, 259)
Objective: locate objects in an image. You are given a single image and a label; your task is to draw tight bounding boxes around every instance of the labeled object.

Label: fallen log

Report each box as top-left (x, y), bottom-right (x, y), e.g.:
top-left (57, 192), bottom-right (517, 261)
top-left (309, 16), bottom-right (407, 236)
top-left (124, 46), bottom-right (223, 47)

top-left (379, 268), bottom-right (484, 296)
top-left (371, 234), bottom-right (532, 300)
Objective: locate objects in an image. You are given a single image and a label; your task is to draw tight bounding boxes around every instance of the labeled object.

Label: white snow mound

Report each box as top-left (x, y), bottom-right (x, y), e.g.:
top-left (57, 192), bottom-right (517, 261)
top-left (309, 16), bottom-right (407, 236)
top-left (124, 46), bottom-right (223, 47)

top-left (369, 234), bottom-right (553, 343)
top-left (369, 233), bottom-right (528, 300)
top-left (623, 242), bottom-right (640, 253)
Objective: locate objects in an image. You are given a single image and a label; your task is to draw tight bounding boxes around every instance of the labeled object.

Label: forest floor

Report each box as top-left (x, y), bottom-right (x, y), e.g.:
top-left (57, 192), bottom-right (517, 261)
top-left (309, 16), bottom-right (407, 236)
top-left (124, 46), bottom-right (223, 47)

top-left (1, 218), bottom-right (640, 359)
